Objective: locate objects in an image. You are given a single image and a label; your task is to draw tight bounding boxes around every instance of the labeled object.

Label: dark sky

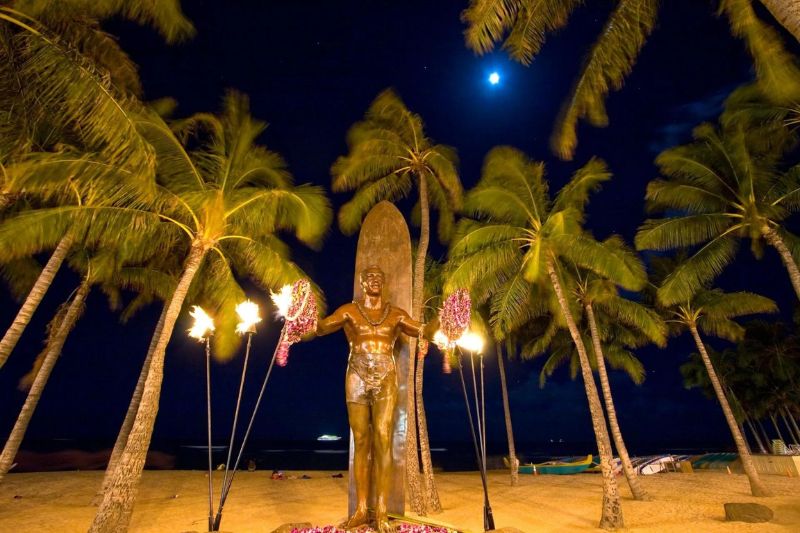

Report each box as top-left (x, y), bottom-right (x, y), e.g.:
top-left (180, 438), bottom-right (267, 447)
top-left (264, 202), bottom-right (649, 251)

top-left (2, 0), bottom-right (798, 459)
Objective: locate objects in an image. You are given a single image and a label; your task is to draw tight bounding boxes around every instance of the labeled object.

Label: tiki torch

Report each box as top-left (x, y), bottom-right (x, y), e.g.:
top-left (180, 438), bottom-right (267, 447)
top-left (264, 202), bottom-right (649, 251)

top-left (188, 306), bottom-right (215, 532)
top-left (213, 300), bottom-right (262, 530)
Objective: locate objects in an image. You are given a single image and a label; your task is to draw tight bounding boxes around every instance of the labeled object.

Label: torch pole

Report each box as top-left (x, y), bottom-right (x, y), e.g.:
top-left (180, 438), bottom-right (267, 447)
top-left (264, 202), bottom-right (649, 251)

top-left (213, 330), bottom-right (282, 531)
top-left (205, 337), bottom-right (215, 532)
top-left (216, 331), bottom-right (253, 518)
top-left (458, 350), bottom-right (495, 531)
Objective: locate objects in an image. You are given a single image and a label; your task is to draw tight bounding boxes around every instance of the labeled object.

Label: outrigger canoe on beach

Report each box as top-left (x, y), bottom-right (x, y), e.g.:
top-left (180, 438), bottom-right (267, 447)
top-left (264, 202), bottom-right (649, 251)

top-left (517, 454), bottom-right (593, 475)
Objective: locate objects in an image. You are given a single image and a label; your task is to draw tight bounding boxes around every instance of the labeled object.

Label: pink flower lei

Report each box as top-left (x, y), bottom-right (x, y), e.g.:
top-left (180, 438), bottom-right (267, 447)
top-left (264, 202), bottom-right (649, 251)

top-left (276, 279), bottom-right (317, 366)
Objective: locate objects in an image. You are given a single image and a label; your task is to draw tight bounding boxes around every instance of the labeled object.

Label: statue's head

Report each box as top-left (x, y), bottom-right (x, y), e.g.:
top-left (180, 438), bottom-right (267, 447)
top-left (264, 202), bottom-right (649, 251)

top-left (360, 265), bottom-right (385, 297)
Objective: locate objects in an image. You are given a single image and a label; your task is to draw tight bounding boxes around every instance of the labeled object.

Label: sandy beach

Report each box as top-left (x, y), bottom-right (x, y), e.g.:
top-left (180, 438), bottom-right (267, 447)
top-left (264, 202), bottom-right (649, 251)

top-left (0, 469), bottom-right (798, 532)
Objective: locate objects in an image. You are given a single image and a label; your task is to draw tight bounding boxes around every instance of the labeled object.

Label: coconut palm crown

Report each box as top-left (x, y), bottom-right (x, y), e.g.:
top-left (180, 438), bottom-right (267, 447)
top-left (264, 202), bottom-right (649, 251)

top-left (635, 89), bottom-right (800, 305)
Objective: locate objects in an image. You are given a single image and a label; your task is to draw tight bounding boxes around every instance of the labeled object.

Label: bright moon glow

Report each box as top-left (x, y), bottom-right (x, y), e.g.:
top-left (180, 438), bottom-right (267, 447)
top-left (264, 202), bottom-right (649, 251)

top-left (488, 72), bottom-right (500, 85)
top-left (235, 300), bottom-right (262, 334)
top-left (188, 306), bottom-right (214, 340)
top-left (270, 285), bottom-right (293, 318)
top-left (456, 330), bottom-right (485, 353)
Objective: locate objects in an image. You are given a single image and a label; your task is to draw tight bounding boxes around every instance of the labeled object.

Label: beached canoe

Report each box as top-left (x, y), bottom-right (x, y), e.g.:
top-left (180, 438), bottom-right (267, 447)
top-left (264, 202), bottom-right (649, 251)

top-left (519, 455), bottom-right (593, 475)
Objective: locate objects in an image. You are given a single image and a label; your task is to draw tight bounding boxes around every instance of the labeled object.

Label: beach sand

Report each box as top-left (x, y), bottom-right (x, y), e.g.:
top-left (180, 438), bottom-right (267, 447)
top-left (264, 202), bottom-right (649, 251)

top-left (0, 469), bottom-right (798, 532)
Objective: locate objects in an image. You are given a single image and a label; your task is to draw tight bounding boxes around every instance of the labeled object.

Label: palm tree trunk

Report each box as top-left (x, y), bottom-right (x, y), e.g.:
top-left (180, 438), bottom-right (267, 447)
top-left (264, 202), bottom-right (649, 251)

top-left (496, 342), bottom-right (519, 486)
top-left (0, 276), bottom-right (90, 482)
top-left (92, 305), bottom-right (166, 505)
top-left (585, 303), bottom-right (650, 501)
top-left (739, 423), bottom-right (752, 453)
top-left (762, 226), bottom-right (800, 302)
top-left (770, 413), bottom-right (786, 442)
top-left (405, 343), bottom-right (425, 514)
top-left (688, 325), bottom-right (771, 496)
top-left (0, 233), bottom-right (73, 368)
top-left (785, 406), bottom-right (800, 444)
top-left (746, 416), bottom-right (768, 453)
top-left (89, 243), bottom-right (206, 533)
top-left (759, 0), bottom-right (800, 42)
top-left (546, 258), bottom-right (623, 530)
top-left (410, 173), bottom-right (439, 513)
top-left (779, 409), bottom-right (798, 445)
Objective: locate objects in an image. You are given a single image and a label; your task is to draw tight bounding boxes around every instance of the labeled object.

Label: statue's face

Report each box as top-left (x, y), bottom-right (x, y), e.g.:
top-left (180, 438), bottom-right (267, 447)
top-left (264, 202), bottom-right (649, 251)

top-left (361, 267), bottom-right (385, 297)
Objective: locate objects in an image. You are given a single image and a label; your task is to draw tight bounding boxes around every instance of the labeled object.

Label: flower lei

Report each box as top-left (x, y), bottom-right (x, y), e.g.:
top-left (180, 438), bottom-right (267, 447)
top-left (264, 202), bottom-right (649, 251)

top-left (276, 279), bottom-right (317, 366)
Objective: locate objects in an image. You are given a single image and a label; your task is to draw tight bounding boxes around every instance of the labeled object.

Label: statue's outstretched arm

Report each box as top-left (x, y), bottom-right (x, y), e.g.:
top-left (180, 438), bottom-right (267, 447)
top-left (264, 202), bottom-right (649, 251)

top-left (316, 305), bottom-right (348, 336)
top-left (398, 311), bottom-right (439, 341)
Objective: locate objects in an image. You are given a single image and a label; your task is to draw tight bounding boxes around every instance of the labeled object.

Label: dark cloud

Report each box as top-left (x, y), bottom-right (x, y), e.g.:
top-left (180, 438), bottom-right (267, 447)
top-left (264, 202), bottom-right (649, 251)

top-left (648, 87), bottom-right (733, 153)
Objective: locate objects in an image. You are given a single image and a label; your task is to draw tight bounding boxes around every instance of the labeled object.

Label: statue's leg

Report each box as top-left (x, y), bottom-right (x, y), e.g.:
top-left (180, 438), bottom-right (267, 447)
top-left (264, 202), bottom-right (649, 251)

top-left (345, 400), bottom-right (371, 529)
top-left (372, 387), bottom-right (397, 533)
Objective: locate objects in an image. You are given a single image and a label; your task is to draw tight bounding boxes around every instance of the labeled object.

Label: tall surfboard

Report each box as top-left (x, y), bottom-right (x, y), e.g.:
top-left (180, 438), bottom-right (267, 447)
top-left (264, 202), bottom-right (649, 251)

top-left (349, 200), bottom-right (412, 516)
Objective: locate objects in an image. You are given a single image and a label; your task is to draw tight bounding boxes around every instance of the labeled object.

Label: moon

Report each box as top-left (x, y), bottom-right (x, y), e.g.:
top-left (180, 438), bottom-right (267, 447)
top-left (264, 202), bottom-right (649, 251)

top-left (488, 72), bottom-right (500, 85)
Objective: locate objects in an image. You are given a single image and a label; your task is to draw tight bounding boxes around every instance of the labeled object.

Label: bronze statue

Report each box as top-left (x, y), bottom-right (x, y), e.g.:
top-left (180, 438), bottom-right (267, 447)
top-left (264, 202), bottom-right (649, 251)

top-left (316, 265), bottom-right (435, 532)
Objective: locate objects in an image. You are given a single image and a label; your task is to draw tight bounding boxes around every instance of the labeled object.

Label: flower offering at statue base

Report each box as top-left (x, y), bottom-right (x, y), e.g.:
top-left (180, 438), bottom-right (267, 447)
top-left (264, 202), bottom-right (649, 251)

top-left (272, 279), bottom-right (318, 366)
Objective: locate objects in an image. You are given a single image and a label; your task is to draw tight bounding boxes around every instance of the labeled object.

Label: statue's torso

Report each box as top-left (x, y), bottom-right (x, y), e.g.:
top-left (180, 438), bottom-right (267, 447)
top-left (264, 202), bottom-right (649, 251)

top-left (341, 302), bottom-right (406, 356)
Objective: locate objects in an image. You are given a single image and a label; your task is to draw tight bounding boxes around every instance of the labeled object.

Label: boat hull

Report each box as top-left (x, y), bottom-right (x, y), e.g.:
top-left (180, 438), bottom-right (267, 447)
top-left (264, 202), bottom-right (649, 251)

top-left (520, 454), bottom-right (593, 475)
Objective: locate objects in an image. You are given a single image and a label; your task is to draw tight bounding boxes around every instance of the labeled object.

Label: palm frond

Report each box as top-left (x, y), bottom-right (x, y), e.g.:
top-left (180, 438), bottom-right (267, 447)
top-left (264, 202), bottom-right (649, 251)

top-left (552, 157), bottom-right (611, 213)
top-left (550, 0), bottom-right (659, 160)
top-left (635, 215), bottom-right (736, 250)
top-left (656, 236), bottom-right (739, 306)
top-left (461, 0), bottom-right (520, 56)
top-left (721, 0), bottom-right (800, 103)
top-left (556, 233), bottom-right (645, 291)
top-left (501, 0), bottom-right (583, 64)
top-left (12, 0), bottom-right (195, 43)
top-left (338, 173), bottom-right (413, 235)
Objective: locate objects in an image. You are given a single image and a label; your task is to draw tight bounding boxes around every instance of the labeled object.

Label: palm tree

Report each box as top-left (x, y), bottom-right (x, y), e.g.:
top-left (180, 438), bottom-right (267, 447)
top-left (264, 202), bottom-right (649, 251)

top-left (636, 88), bottom-right (800, 304)
top-left (574, 273), bottom-right (665, 500)
top-left (651, 255), bottom-right (775, 496)
top-left (331, 88), bottom-right (462, 513)
top-left (447, 146), bottom-right (645, 529)
top-left (0, 272), bottom-right (89, 482)
top-left (496, 341), bottom-right (519, 485)
top-left (0, 2), bottom-right (192, 366)
top-left (534, 308), bottom-right (657, 502)
top-left (461, 0), bottom-right (800, 159)
top-left (88, 91), bottom-right (331, 533)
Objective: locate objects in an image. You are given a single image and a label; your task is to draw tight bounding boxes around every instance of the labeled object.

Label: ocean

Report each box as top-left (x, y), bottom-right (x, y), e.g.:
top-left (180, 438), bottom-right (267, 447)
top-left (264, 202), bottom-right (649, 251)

top-left (9, 438), bottom-right (732, 473)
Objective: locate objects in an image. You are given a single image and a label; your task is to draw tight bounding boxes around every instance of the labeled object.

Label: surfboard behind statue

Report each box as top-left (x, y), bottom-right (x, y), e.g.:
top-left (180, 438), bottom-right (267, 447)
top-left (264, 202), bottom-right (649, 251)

top-left (349, 200), bottom-right (412, 516)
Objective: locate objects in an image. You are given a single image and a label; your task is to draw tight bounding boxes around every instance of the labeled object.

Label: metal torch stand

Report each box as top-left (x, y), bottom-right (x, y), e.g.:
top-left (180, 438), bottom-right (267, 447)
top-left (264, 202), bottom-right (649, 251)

top-left (457, 349), bottom-right (495, 531)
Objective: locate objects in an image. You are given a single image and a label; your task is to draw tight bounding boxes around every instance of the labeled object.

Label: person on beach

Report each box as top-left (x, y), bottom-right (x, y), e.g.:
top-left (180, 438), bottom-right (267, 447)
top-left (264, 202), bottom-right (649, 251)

top-left (315, 265), bottom-right (436, 532)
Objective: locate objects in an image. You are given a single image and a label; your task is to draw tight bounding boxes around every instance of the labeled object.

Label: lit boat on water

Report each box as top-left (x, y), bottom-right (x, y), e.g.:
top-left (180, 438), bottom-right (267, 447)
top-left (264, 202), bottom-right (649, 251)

top-left (316, 434), bottom-right (342, 442)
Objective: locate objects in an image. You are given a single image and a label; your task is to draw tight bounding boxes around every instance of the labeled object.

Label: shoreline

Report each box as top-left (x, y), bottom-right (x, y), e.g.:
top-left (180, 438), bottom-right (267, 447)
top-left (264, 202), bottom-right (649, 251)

top-left (2, 470), bottom-right (799, 531)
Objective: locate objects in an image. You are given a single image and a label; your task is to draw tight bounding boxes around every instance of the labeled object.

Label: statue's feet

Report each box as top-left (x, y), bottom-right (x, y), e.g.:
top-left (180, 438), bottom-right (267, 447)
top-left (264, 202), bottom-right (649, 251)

top-left (376, 514), bottom-right (392, 533)
top-left (375, 511), bottom-right (394, 533)
top-left (341, 507), bottom-right (369, 530)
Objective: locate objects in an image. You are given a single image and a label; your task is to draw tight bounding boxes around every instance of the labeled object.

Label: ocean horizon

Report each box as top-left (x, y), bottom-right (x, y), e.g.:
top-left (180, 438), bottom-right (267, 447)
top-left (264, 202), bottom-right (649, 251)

top-left (8, 437), bottom-right (737, 474)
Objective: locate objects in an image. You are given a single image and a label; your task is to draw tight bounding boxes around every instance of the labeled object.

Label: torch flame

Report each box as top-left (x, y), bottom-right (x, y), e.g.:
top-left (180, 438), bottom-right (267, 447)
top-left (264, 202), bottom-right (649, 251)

top-left (188, 306), bottom-right (214, 340)
top-left (456, 330), bottom-right (484, 354)
top-left (235, 300), bottom-right (262, 334)
top-left (270, 285), bottom-right (293, 319)
top-left (433, 330), bottom-right (450, 350)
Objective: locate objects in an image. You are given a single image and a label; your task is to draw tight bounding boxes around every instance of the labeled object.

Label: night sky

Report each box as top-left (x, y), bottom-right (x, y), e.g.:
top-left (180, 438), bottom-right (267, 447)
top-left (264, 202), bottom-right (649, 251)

top-left (2, 1), bottom-right (799, 462)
